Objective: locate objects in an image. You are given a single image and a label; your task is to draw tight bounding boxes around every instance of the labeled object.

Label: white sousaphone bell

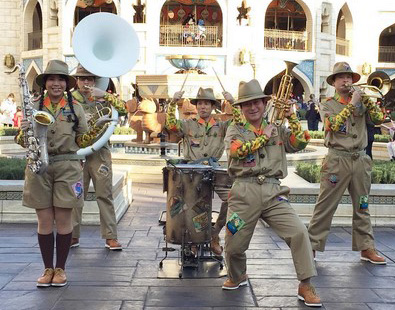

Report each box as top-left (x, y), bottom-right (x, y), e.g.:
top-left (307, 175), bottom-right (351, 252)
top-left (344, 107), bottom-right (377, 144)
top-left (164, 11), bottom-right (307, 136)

top-left (72, 12), bottom-right (140, 156)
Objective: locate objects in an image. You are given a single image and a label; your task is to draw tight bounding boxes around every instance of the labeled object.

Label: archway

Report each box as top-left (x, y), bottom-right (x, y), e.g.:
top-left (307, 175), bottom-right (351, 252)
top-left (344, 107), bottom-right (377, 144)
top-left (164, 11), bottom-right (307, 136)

top-left (264, 0), bottom-right (312, 51)
top-left (74, 0), bottom-right (117, 26)
top-left (23, 0), bottom-right (43, 51)
top-left (378, 23), bottom-right (395, 63)
top-left (159, 0), bottom-right (223, 47)
top-left (336, 3), bottom-right (353, 56)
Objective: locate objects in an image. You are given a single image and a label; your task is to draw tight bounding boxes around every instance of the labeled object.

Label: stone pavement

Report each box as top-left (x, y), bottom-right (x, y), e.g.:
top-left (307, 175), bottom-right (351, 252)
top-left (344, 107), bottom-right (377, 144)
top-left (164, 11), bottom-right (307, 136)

top-left (1, 183), bottom-right (395, 310)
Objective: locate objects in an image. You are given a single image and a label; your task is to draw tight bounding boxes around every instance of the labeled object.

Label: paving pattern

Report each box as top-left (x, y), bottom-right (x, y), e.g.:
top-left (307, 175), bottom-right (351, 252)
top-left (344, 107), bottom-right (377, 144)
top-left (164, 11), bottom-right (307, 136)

top-left (0, 183), bottom-right (395, 310)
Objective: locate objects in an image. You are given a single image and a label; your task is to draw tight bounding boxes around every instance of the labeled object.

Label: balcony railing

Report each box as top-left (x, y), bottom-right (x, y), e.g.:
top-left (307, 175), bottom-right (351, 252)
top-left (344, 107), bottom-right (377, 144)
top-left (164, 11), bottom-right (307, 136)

top-left (336, 37), bottom-right (349, 56)
top-left (28, 31), bottom-right (42, 50)
top-left (160, 24), bottom-right (221, 47)
top-left (379, 46), bottom-right (395, 63)
top-left (264, 29), bottom-right (308, 51)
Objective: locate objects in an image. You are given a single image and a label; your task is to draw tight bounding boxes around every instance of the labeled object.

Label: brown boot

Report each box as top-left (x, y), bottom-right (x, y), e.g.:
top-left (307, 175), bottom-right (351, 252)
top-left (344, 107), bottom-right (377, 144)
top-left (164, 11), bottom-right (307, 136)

top-left (361, 249), bottom-right (386, 265)
top-left (210, 235), bottom-right (223, 255)
top-left (222, 275), bottom-right (248, 290)
top-left (105, 239), bottom-right (123, 251)
top-left (37, 268), bottom-right (54, 287)
top-left (52, 268), bottom-right (67, 287)
top-left (298, 283), bottom-right (322, 307)
top-left (70, 238), bottom-right (79, 248)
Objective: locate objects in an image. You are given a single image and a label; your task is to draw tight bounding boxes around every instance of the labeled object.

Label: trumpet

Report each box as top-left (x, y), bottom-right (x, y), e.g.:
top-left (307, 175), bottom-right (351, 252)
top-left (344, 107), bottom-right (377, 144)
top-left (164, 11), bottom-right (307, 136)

top-left (269, 61), bottom-right (298, 126)
top-left (345, 71), bottom-right (391, 100)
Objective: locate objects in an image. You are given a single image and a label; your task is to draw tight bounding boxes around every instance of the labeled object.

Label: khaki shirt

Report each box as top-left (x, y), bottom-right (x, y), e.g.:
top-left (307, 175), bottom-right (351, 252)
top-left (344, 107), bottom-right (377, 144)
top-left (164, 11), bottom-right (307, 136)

top-left (33, 97), bottom-right (88, 155)
top-left (175, 117), bottom-right (228, 161)
top-left (225, 122), bottom-right (301, 179)
top-left (320, 97), bottom-right (368, 152)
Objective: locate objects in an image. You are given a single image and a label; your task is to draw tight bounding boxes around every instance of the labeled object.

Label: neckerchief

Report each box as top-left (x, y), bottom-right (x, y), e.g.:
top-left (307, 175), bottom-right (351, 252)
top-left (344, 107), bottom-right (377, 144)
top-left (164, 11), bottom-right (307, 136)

top-left (333, 92), bottom-right (351, 105)
top-left (43, 93), bottom-right (67, 115)
top-left (242, 118), bottom-right (268, 136)
top-left (197, 116), bottom-right (217, 132)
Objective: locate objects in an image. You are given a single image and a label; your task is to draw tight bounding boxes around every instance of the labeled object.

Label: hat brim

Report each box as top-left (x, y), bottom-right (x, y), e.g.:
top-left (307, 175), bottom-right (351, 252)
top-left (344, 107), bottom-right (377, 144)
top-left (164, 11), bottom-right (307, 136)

top-left (326, 72), bottom-right (360, 85)
top-left (73, 72), bottom-right (97, 78)
top-left (36, 74), bottom-right (77, 90)
top-left (190, 98), bottom-right (220, 105)
top-left (233, 93), bottom-right (270, 106)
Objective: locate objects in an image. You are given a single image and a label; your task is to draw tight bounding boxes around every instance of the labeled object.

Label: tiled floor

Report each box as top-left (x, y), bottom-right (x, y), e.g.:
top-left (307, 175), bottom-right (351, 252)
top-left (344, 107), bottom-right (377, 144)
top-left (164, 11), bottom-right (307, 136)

top-left (0, 183), bottom-right (394, 310)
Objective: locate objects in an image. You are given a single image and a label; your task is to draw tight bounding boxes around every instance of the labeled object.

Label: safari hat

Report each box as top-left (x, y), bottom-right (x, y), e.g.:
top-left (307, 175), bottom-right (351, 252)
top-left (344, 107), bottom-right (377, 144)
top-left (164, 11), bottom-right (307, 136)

top-left (73, 64), bottom-right (98, 78)
top-left (326, 62), bottom-right (360, 85)
top-left (234, 79), bottom-right (270, 106)
top-left (35, 60), bottom-right (76, 89)
top-left (190, 87), bottom-right (220, 106)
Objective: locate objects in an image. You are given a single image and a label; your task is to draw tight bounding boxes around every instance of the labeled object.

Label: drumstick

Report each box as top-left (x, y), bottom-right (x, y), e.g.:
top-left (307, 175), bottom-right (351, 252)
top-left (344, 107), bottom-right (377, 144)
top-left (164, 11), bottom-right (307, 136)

top-left (180, 72), bottom-right (189, 93)
top-left (212, 67), bottom-right (226, 92)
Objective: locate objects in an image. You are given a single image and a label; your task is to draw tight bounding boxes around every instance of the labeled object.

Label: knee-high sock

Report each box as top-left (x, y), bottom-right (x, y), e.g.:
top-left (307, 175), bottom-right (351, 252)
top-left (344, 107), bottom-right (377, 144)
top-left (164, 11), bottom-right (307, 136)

top-left (37, 232), bottom-right (54, 269)
top-left (55, 232), bottom-right (72, 270)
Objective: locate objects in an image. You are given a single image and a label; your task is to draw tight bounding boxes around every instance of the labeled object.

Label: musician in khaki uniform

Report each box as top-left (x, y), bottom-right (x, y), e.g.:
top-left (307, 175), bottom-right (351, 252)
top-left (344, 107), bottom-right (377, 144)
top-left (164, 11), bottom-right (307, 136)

top-left (166, 87), bottom-right (236, 255)
top-left (70, 64), bottom-right (127, 250)
top-left (16, 60), bottom-right (99, 287)
top-left (223, 79), bottom-right (321, 307)
top-left (308, 62), bottom-right (386, 264)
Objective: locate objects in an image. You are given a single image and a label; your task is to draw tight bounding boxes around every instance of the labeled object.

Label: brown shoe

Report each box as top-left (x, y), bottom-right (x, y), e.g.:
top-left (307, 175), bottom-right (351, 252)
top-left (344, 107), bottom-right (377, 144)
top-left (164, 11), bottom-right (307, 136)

top-left (70, 238), bottom-right (79, 248)
top-left (361, 249), bottom-right (386, 265)
top-left (298, 283), bottom-right (322, 307)
top-left (210, 235), bottom-right (223, 256)
top-left (37, 268), bottom-right (54, 287)
top-left (105, 239), bottom-right (123, 250)
top-left (51, 268), bottom-right (67, 287)
top-left (222, 275), bottom-right (248, 290)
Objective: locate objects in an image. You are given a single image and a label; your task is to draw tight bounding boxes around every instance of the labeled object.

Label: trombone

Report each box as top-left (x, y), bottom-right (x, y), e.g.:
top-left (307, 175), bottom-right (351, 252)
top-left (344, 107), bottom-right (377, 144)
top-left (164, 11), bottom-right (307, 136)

top-left (346, 71), bottom-right (391, 99)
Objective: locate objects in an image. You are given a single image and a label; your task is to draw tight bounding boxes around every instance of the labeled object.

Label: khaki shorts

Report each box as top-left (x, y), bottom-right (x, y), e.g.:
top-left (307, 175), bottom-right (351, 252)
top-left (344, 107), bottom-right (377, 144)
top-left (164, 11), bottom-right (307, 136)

top-left (23, 160), bottom-right (84, 209)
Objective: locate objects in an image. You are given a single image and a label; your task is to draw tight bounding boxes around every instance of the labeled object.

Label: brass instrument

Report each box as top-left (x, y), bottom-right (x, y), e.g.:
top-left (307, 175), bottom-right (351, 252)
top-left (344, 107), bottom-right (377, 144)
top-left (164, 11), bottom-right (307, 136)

top-left (269, 61), bottom-right (298, 126)
top-left (346, 71), bottom-right (391, 100)
top-left (7, 64), bottom-right (55, 174)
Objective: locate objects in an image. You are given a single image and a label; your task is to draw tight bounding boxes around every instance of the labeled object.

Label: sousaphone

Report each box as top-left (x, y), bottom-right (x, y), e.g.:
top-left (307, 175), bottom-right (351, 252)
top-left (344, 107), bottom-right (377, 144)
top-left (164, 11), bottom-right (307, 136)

top-left (72, 12), bottom-right (140, 156)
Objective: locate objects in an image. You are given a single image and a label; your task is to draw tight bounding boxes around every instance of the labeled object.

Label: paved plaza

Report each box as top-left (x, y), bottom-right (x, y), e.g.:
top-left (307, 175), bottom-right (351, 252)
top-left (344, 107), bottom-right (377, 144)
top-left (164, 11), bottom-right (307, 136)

top-left (0, 182), bottom-right (395, 310)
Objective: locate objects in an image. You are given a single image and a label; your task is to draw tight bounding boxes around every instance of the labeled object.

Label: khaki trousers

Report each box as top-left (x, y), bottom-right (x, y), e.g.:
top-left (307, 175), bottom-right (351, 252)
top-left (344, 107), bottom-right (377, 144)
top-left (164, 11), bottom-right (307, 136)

top-left (72, 148), bottom-right (118, 239)
top-left (225, 181), bottom-right (316, 283)
top-left (212, 186), bottom-right (229, 236)
top-left (308, 152), bottom-right (374, 251)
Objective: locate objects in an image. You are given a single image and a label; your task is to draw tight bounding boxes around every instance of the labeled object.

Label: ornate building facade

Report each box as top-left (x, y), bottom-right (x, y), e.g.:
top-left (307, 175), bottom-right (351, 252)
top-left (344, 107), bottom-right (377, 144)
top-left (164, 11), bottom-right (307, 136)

top-left (1, 0), bottom-right (394, 103)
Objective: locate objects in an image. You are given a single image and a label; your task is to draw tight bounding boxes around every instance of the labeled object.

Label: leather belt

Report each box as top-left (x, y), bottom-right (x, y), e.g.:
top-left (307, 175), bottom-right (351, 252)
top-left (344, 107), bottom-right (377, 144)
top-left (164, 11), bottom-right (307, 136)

top-left (235, 175), bottom-right (281, 185)
top-left (328, 148), bottom-right (366, 160)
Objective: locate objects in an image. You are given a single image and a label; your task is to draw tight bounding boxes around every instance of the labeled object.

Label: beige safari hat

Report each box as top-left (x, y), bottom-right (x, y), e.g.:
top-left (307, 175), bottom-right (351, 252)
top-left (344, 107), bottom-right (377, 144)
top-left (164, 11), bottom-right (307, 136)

top-left (190, 87), bottom-right (220, 106)
top-left (234, 79), bottom-right (270, 106)
top-left (326, 62), bottom-right (361, 85)
top-left (72, 64), bottom-right (98, 78)
top-left (35, 60), bottom-right (76, 89)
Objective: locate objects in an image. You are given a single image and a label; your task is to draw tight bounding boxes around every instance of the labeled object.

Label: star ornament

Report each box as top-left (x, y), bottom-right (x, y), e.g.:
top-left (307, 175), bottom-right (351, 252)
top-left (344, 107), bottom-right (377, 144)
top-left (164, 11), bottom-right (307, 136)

top-left (237, 0), bottom-right (251, 25)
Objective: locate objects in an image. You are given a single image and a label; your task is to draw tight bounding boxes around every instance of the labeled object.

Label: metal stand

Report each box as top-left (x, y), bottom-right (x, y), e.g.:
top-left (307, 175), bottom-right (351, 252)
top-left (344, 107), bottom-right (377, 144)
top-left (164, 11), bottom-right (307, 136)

top-left (158, 210), bottom-right (227, 279)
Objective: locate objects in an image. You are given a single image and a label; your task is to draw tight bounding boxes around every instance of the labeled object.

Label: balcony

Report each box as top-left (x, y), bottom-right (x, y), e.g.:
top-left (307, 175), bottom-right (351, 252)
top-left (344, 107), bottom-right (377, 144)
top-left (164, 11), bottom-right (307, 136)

top-left (28, 31), bottom-right (42, 50)
top-left (336, 37), bottom-right (350, 56)
top-left (379, 46), bottom-right (395, 63)
top-left (159, 25), bottom-right (221, 47)
top-left (264, 29), bottom-right (308, 51)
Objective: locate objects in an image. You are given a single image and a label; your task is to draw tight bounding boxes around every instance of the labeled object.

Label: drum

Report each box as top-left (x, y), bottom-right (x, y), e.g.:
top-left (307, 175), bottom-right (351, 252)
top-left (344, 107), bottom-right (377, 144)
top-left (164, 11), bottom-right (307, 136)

top-left (213, 167), bottom-right (234, 189)
top-left (164, 164), bottom-right (213, 245)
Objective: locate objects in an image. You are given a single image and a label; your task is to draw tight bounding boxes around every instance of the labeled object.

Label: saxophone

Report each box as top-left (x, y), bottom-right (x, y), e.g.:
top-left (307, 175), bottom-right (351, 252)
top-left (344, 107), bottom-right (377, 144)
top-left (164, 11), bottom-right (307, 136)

top-left (9, 64), bottom-right (55, 174)
top-left (268, 61), bottom-right (298, 126)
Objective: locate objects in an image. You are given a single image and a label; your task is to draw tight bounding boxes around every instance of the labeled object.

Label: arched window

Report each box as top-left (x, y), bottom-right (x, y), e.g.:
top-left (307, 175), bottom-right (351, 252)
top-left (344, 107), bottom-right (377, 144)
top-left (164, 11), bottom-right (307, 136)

top-left (25, 1), bottom-right (43, 51)
top-left (264, 0), bottom-right (311, 51)
top-left (74, 1), bottom-right (117, 26)
top-left (335, 4), bottom-right (353, 56)
top-left (159, 0), bottom-right (223, 47)
top-left (378, 24), bottom-right (395, 63)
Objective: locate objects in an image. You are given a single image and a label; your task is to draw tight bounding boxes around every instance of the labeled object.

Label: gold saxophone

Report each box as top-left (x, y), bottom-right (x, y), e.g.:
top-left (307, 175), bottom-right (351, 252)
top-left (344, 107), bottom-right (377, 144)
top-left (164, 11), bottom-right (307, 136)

top-left (269, 61), bottom-right (298, 126)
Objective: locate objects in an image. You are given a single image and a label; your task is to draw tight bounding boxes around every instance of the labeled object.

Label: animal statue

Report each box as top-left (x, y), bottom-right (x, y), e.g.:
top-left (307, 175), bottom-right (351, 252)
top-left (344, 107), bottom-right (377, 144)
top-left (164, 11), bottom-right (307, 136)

top-left (126, 98), bottom-right (144, 142)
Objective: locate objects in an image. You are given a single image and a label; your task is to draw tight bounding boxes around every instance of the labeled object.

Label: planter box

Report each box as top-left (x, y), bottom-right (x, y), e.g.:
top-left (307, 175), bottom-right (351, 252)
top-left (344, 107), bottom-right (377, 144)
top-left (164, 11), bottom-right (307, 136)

top-left (0, 169), bottom-right (132, 224)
